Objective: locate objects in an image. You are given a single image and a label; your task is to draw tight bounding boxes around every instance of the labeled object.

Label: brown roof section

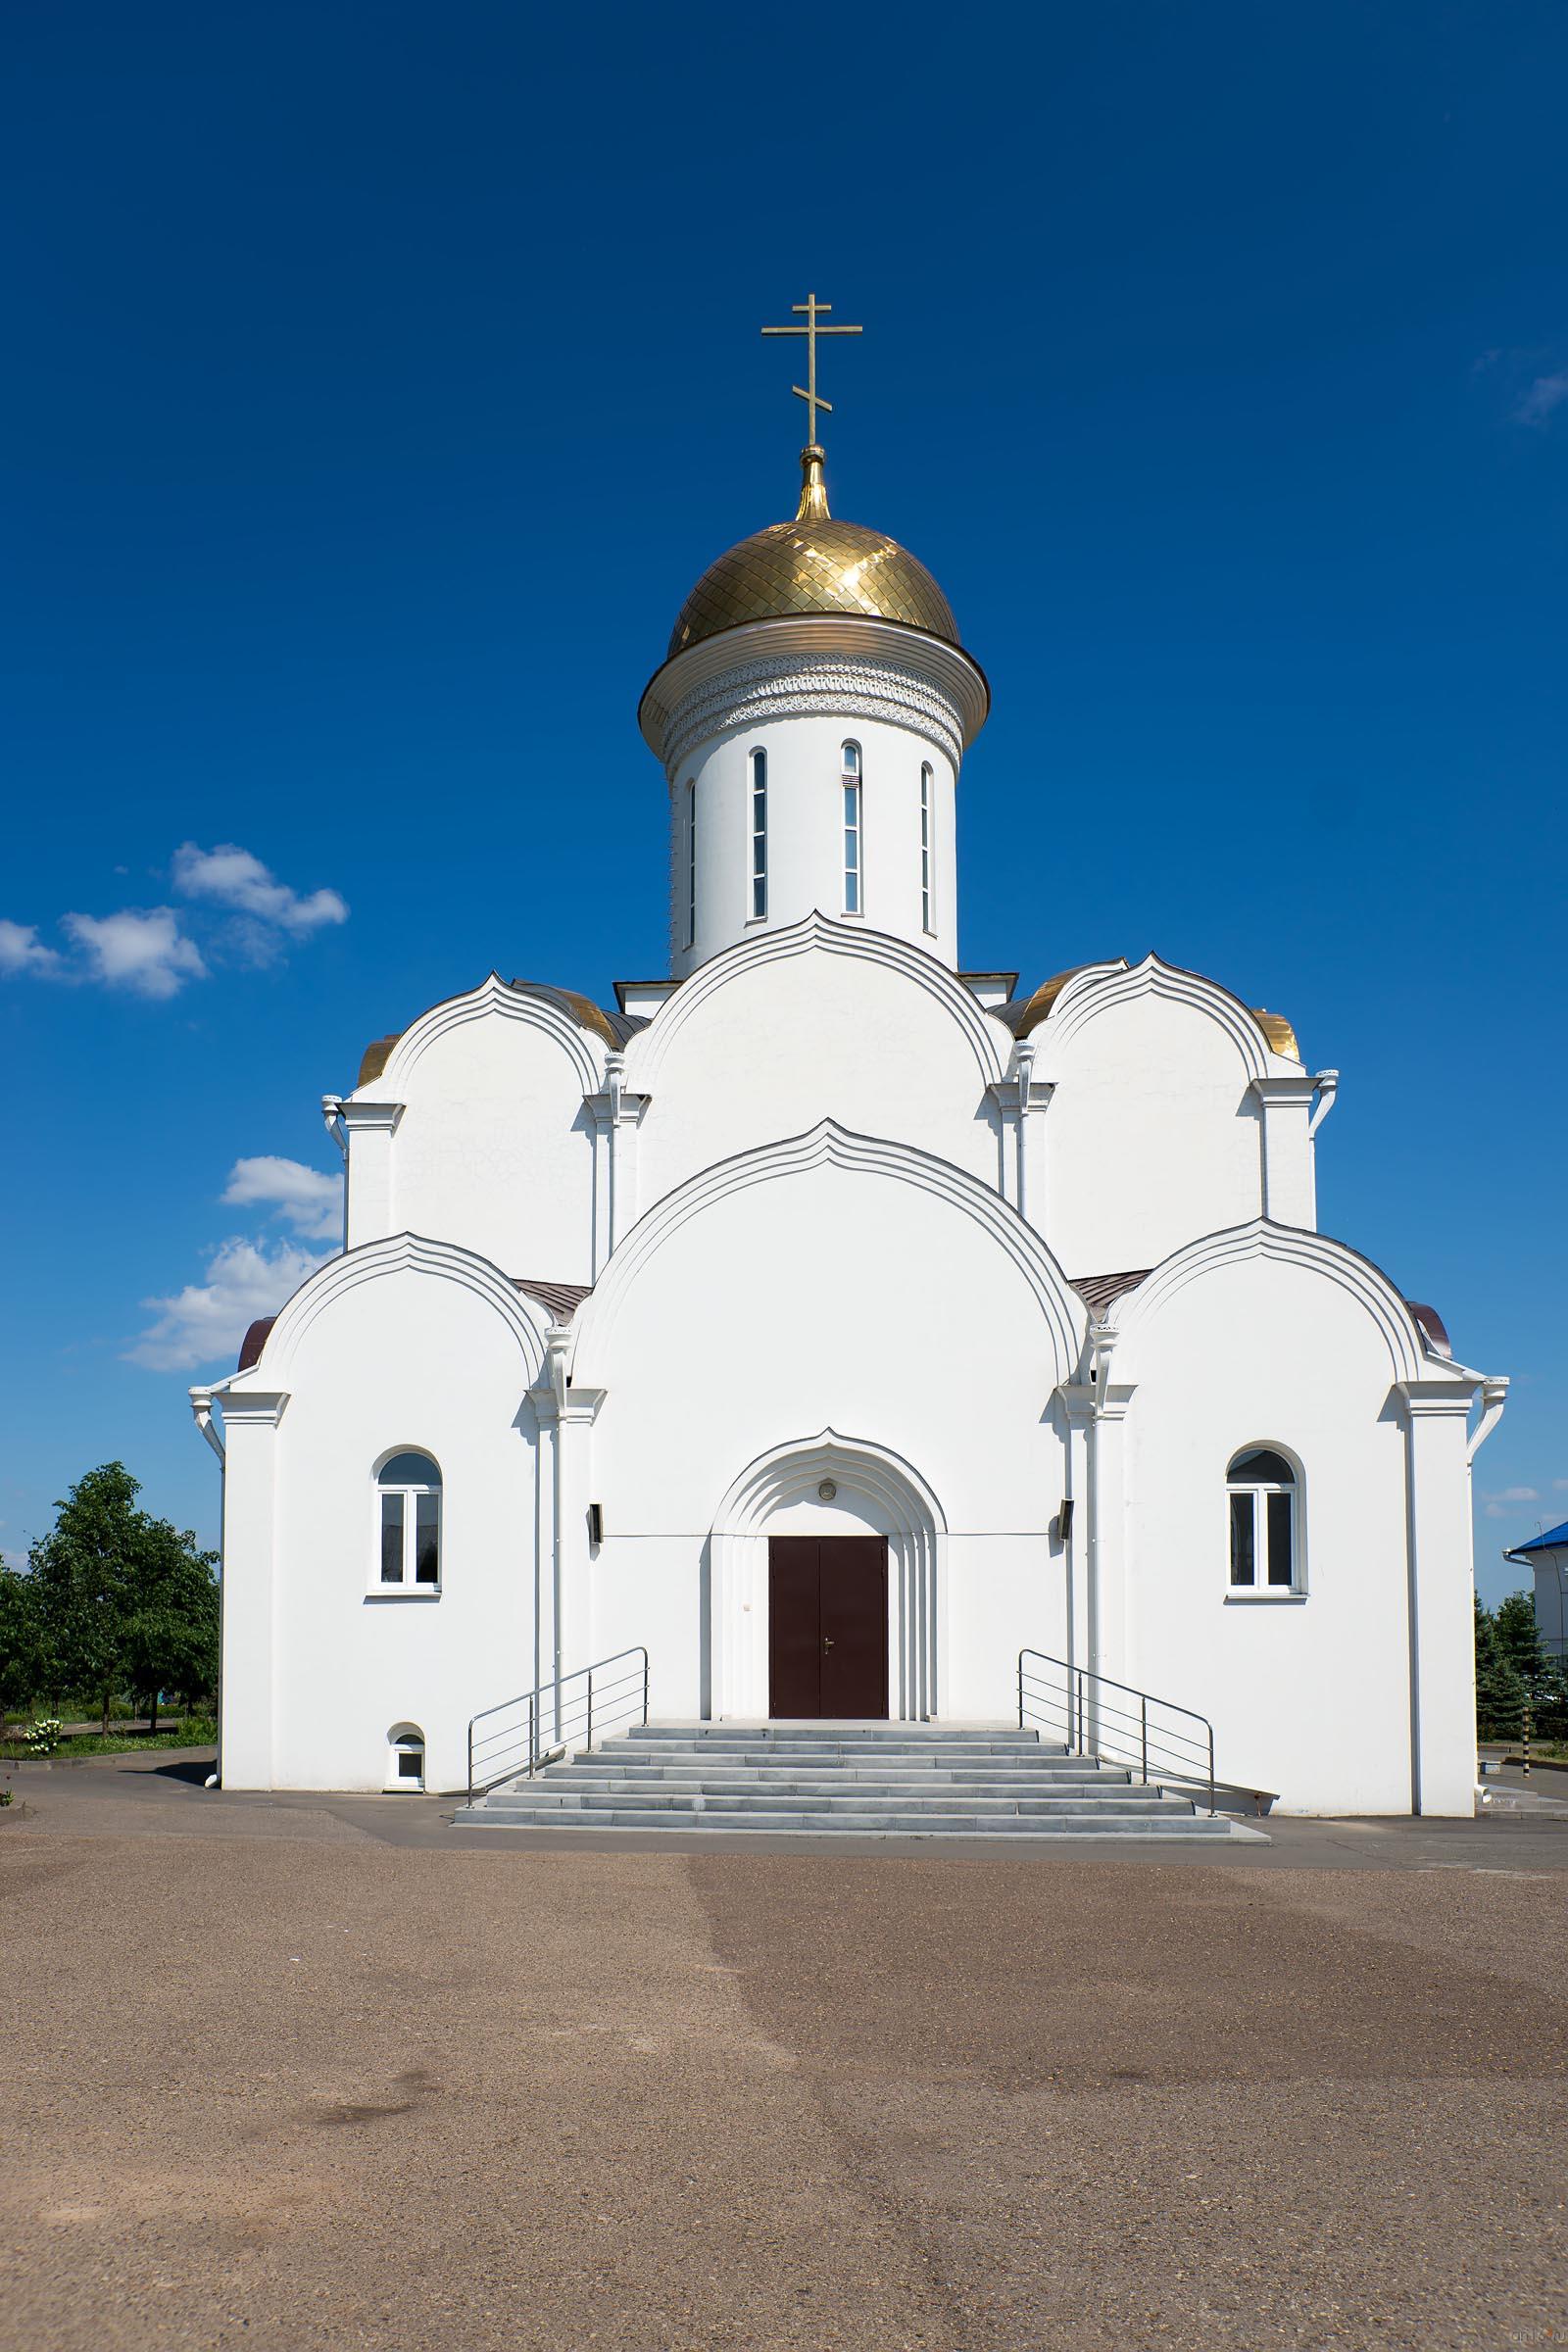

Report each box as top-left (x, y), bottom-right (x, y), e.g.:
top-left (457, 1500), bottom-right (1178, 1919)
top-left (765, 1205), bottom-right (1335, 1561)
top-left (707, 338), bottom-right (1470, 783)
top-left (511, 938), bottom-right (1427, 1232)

top-left (1070, 1270), bottom-right (1152, 1317)
top-left (513, 1278), bottom-right (593, 1323)
top-left (237, 1315), bottom-right (276, 1372)
top-left (1406, 1299), bottom-right (1452, 1356)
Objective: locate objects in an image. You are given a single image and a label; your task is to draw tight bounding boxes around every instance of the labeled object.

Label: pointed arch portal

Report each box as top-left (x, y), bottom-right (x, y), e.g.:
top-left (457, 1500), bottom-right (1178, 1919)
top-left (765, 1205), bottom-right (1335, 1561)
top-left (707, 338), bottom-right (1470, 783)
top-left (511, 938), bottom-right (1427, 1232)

top-left (707, 1429), bottom-right (947, 1720)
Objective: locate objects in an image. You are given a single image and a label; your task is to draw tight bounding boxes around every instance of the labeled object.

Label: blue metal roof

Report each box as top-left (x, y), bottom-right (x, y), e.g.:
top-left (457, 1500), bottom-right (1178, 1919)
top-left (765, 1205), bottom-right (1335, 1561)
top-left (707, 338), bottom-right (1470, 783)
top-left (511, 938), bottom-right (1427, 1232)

top-left (1504, 1518), bottom-right (1568, 1556)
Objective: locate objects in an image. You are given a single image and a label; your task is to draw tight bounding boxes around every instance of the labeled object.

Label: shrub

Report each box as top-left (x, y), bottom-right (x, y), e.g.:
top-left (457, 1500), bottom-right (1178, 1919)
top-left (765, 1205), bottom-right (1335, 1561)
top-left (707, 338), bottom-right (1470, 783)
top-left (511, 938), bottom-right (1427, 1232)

top-left (24, 1718), bottom-right (63, 1757)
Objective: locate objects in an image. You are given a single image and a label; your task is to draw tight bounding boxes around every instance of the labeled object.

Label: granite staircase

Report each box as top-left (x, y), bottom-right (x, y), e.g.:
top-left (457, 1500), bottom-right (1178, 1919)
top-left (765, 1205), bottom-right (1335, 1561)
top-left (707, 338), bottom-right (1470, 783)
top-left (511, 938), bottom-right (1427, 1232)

top-left (456, 1720), bottom-right (1253, 1839)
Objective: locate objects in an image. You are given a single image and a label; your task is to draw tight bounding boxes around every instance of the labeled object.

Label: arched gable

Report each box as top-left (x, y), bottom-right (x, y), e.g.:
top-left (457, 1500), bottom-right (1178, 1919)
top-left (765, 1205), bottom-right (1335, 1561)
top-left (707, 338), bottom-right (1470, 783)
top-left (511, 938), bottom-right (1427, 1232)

top-left (712, 1424), bottom-right (950, 1537)
top-left (237, 1231), bottom-right (552, 1387)
top-left (354, 976), bottom-right (602, 1281)
top-left (1029, 955), bottom-right (1277, 1083)
top-left (623, 913), bottom-right (1011, 1093)
top-left (1105, 1218), bottom-right (1432, 1386)
top-left (368, 973), bottom-right (608, 1099)
top-left (571, 1116), bottom-right (1085, 1385)
top-left (621, 916), bottom-right (1014, 1208)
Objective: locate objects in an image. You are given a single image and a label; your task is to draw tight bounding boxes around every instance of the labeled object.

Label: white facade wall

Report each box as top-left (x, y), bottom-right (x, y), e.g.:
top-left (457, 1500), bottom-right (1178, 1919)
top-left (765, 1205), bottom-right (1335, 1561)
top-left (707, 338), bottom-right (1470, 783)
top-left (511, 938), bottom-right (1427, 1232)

top-left (220, 1246), bottom-right (548, 1793)
top-left (1108, 1239), bottom-right (1476, 1814)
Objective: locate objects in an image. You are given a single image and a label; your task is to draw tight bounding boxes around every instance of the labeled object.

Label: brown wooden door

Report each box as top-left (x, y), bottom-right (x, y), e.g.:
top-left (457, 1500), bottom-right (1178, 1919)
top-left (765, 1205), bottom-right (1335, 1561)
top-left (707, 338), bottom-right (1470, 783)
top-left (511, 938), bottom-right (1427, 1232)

top-left (767, 1536), bottom-right (888, 1718)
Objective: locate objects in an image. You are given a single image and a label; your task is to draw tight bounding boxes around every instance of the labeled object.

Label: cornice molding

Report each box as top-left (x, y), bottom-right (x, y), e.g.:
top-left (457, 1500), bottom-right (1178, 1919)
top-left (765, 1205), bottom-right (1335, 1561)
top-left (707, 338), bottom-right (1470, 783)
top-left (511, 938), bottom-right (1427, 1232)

top-left (660, 652), bottom-right (965, 776)
top-left (640, 612), bottom-right (989, 763)
top-left (218, 1390), bottom-right (290, 1429)
top-left (622, 909), bottom-right (1011, 1093)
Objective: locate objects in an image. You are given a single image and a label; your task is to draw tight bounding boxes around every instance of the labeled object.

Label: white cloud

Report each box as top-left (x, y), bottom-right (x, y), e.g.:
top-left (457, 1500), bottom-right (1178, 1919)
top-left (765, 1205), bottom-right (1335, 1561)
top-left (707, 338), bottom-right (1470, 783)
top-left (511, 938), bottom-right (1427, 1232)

top-left (1483, 1486), bottom-right (1544, 1520)
top-left (1554, 1480), bottom-right (1568, 1494)
top-left (60, 906), bottom-right (207, 999)
top-left (126, 1235), bottom-right (329, 1372)
top-left (0, 919), bottom-right (66, 978)
top-left (1515, 370), bottom-right (1568, 427)
top-left (173, 843), bottom-right (348, 936)
top-left (222, 1155), bottom-right (343, 1243)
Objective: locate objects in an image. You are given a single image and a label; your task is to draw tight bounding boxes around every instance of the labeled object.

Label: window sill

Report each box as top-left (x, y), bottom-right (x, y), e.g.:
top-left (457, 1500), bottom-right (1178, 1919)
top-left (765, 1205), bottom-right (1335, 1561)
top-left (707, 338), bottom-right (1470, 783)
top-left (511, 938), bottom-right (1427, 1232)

top-left (366, 1589), bottom-right (442, 1602)
top-left (1224, 1591), bottom-right (1307, 1605)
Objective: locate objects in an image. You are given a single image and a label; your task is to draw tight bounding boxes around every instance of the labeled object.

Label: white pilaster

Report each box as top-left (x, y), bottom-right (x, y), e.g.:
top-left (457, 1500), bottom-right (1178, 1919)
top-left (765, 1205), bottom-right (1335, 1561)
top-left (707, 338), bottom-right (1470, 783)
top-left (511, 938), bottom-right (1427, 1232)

top-left (214, 1390), bottom-right (288, 1788)
top-left (1396, 1379), bottom-right (1483, 1817)
top-left (342, 1101), bottom-right (404, 1247)
top-left (986, 1044), bottom-right (1054, 1219)
top-left (1086, 1327), bottom-right (1137, 1698)
top-left (1057, 1384), bottom-right (1094, 1674)
top-left (583, 1053), bottom-right (651, 1278)
top-left (527, 1326), bottom-right (605, 1740)
top-left (1251, 1076), bottom-right (1318, 1227)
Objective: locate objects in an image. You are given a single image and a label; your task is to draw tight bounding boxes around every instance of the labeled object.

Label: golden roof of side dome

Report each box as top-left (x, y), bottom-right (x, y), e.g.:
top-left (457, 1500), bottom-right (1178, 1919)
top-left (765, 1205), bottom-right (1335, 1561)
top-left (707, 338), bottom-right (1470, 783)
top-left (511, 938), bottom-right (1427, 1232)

top-left (667, 448), bottom-right (959, 659)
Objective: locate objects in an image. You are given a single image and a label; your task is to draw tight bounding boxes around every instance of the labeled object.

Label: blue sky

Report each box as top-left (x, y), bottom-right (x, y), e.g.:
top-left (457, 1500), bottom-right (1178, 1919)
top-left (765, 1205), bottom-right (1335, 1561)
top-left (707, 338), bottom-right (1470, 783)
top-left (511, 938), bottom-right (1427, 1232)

top-left (2, 1), bottom-right (1563, 1604)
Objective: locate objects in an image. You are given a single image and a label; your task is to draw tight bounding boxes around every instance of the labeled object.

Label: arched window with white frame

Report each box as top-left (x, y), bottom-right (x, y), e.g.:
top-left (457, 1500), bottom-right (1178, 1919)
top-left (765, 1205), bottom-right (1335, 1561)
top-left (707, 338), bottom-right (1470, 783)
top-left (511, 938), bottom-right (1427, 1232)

top-left (1226, 1446), bottom-right (1301, 1593)
top-left (841, 741), bottom-right (861, 914)
top-left (375, 1451), bottom-right (442, 1593)
top-left (919, 760), bottom-right (934, 932)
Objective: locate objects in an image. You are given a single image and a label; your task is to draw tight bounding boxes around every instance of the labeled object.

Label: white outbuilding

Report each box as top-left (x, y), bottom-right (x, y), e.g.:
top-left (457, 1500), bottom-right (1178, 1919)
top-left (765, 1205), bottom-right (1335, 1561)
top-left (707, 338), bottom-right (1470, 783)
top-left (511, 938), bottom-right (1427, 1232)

top-left (191, 430), bottom-right (1506, 1815)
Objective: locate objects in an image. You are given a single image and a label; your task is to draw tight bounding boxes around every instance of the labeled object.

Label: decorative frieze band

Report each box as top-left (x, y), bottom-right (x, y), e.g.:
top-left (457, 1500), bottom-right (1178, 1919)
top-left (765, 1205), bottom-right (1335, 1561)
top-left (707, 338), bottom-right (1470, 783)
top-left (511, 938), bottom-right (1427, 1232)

top-left (662, 655), bottom-right (964, 773)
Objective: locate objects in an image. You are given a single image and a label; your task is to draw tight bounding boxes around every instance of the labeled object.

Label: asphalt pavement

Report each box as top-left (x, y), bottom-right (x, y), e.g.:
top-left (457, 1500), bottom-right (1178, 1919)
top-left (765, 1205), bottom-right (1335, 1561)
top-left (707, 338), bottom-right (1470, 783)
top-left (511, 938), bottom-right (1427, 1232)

top-left (2, 1749), bottom-right (1565, 2349)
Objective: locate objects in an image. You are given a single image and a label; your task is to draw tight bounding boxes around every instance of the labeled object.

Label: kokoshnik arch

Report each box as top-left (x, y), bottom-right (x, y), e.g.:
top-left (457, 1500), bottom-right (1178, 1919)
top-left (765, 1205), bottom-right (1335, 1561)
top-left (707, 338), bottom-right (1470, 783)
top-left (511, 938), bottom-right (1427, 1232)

top-left (191, 302), bottom-right (1506, 1814)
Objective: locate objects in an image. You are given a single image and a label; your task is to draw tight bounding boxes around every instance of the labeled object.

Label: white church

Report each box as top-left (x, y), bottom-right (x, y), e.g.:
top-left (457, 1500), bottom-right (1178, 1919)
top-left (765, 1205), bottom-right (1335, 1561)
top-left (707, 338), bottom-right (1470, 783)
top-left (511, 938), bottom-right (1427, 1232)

top-left (191, 307), bottom-right (1506, 1820)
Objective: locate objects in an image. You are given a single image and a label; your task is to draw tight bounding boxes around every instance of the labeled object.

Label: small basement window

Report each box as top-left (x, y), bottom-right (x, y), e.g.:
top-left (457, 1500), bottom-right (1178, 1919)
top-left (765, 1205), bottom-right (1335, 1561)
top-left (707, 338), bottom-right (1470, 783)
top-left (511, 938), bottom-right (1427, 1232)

top-left (387, 1727), bottom-right (425, 1791)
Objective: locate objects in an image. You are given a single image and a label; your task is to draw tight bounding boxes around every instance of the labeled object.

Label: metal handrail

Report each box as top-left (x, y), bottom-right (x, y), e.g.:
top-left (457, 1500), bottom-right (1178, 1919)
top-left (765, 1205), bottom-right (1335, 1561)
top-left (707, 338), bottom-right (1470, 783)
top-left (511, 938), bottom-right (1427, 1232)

top-left (1018, 1647), bottom-right (1216, 1815)
top-left (466, 1646), bottom-right (650, 1806)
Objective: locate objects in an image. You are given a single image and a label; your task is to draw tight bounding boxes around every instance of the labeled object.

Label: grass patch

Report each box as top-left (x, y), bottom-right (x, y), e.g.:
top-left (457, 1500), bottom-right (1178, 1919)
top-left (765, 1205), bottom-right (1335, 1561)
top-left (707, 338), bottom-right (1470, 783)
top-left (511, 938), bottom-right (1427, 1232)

top-left (1, 1718), bottom-right (217, 1761)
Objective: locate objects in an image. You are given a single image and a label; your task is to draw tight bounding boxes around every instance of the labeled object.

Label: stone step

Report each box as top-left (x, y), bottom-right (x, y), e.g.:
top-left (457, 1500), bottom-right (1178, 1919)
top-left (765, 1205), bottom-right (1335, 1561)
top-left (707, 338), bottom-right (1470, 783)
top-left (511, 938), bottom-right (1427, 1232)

top-left (516, 1768), bottom-right (1136, 1793)
top-left (632, 1723), bottom-right (1044, 1746)
top-left (597, 1740), bottom-right (1067, 1759)
top-left (458, 1719), bottom-right (1255, 1843)
top-left (461, 1804), bottom-right (1234, 1838)
top-left (521, 1768), bottom-right (1133, 1778)
top-left (480, 1787), bottom-right (1191, 1817)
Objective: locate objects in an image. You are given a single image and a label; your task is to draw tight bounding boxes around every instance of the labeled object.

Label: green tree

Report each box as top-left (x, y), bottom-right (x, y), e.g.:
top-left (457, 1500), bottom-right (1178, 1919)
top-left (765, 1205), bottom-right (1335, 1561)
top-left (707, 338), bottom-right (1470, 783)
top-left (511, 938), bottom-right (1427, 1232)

top-left (1494, 1590), bottom-right (1549, 1681)
top-left (0, 1562), bottom-right (52, 1723)
top-left (1475, 1593), bottom-right (1526, 1741)
top-left (123, 1519), bottom-right (220, 1733)
top-left (27, 1463), bottom-right (218, 1736)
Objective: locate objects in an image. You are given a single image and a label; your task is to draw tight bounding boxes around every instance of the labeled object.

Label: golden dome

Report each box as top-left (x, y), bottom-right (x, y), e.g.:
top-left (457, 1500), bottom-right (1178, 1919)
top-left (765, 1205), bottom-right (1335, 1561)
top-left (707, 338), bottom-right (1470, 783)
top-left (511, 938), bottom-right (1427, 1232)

top-left (667, 449), bottom-right (959, 659)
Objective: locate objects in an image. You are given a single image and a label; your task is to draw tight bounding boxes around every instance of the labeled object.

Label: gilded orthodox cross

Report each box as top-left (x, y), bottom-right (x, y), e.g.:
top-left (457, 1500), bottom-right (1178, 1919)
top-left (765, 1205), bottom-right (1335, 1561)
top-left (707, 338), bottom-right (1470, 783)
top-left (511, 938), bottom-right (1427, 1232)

top-left (760, 291), bottom-right (862, 447)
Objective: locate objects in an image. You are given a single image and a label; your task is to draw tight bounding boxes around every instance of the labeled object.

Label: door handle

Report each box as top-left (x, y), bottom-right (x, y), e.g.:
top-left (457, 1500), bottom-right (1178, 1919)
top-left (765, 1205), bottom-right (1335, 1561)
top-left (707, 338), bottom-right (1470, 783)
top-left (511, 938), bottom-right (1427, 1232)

top-left (822, 1636), bottom-right (835, 1650)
